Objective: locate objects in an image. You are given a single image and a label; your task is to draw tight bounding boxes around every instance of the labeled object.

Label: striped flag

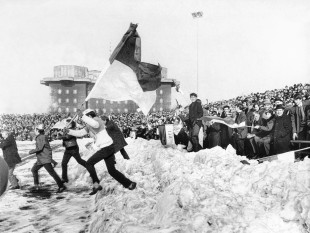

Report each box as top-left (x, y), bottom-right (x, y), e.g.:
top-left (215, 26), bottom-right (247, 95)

top-left (86, 23), bottom-right (162, 115)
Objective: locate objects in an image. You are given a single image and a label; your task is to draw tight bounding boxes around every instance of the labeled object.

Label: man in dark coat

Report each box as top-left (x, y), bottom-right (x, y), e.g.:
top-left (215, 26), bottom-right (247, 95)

top-left (273, 105), bottom-right (292, 154)
top-left (220, 105), bottom-right (233, 149)
top-left (0, 131), bottom-right (21, 189)
top-left (207, 111), bottom-right (221, 148)
top-left (231, 104), bottom-right (248, 156)
top-left (101, 116), bottom-right (130, 160)
top-left (290, 93), bottom-right (310, 149)
top-left (188, 93), bottom-right (203, 152)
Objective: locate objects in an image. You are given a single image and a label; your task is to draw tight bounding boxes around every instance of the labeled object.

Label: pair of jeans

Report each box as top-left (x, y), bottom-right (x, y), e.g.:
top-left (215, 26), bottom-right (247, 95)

top-left (189, 123), bottom-right (201, 152)
top-left (8, 165), bottom-right (19, 187)
top-left (86, 144), bottom-right (132, 188)
top-left (31, 163), bottom-right (63, 188)
top-left (61, 146), bottom-right (87, 181)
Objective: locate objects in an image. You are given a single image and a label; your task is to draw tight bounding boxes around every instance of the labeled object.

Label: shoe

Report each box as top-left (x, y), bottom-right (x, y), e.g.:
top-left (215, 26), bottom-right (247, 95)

top-left (89, 185), bottom-right (103, 195)
top-left (11, 185), bottom-right (20, 190)
top-left (56, 186), bottom-right (67, 193)
top-left (128, 182), bottom-right (136, 190)
top-left (61, 179), bottom-right (68, 184)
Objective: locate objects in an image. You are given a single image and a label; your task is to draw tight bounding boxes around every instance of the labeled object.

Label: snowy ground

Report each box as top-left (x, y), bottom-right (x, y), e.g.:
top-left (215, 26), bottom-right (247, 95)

top-left (1, 138), bottom-right (310, 233)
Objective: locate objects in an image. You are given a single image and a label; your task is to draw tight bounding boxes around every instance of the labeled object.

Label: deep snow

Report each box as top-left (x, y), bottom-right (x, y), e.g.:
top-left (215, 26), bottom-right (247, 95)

top-left (1, 138), bottom-right (310, 233)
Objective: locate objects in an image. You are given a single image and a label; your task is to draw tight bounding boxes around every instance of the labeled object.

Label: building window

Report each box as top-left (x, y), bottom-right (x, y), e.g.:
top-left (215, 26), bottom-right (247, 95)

top-left (160, 90), bottom-right (163, 95)
top-left (110, 109), bottom-right (113, 112)
top-left (103, 108), bottom-right (106, 113)
top-left (103, 100), bottom-right (106, 104)
top-left (117, 108), bottom-right (120, 113)
top-left (96, 108), bottom-right (99, 113)
top-left (159, 98), bottom-right (163, 104)
top-left (73, 108), bottom-right (77, 112)
top-left (66, 89), bottom-right (69, 94)
top-left (73, 98), bottom-right (77, 104)
top-left (66, 107), bottom-right (69, 113)
top-left (58, 108), bottom-right (62, 113)
top-left (73, 89), bottom-right (77, 94)
top-left (58, 98), bottom-right (62, 104)
top-left (125, 100), bottom-right (128, 104)
top-left (110, 100), bottom-right (114, 104)
top-left (58, 89), bottom-right (62, 94)
top-left (159, 107), bottom-right (163, 111)
top-left (117, 101), bottom-right (121, 104)
top-left (124, 108), bottom-right (128, 113)
top-left (66, 98), bottom-right (69, 103)
top-left (96, 100), bottom-right (99, 104)
top-left (153, 107), bottom-right (156, 112)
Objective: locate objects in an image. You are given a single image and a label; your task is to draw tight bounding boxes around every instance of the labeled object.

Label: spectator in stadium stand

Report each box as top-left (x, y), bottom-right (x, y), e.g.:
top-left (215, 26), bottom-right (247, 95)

top-left (245, 111), bottom-right (262, 158)
top-left (290, 93), bottom-right (310, 149)
top-left (220, 105), bottom-right (233, 149)
top-left (188, 93), bottom-right (203, 152)
top-left (273, 104), bottom-right (292, 155)
top-left (253, 109), bottom-right (275, 158)
top-left (231, 103), bottom-right (248, 156)
top-left (242, 100), bottom-right (249, 115)
top-left (207, 111), bottom-right (222, 148)
top-left (0, 130), bottom-right (21, 189)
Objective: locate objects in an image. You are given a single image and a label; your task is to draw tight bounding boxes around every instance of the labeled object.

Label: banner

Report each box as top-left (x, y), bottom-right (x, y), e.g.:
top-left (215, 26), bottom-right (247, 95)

top-left (158, 124), bottom-right (175, 146)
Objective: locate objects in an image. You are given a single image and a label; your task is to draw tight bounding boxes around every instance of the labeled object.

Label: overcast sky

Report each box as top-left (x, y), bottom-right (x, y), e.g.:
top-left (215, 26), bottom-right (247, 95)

top-left (0, 0), bottom-right (309, 113)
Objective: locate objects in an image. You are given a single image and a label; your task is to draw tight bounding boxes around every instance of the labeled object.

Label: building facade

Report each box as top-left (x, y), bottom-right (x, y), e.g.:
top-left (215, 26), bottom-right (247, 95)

top-left (41, 65), bottom-right (177, 114)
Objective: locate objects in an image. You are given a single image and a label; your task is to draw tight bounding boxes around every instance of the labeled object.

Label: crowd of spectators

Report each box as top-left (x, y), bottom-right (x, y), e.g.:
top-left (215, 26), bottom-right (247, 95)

top-left (1, 82), bottom-right (309, 159)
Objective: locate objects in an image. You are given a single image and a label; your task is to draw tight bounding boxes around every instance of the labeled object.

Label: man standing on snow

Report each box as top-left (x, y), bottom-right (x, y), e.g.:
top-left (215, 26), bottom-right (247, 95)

top-left (188, 93), bottom-right (203, 152)
top-left (0, 130), bottom-right (21, 190)
top-left (65, 109), bottom-right (136, 195)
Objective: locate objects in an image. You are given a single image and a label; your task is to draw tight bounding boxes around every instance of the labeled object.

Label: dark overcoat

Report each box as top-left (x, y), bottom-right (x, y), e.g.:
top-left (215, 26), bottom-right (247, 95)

top-left (29, 134), bottom-right (53, 165)
top-left (106, 121), bottom-right (128, 155)
top-left (273, 114), bottom-right (292, 154)
top-left (207, 123), bottom-right (221, 148)
top-left (0, 133), bottom-right (21, 168)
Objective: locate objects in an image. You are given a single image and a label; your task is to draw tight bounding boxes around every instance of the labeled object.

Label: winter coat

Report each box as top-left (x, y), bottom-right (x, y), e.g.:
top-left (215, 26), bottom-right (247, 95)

top-left (220, 113), bottom-right (233, 148)
top-left (29, 134), bottom-right (52, 165)
top-left (188, 100), bottom-right (203, 127)
top-left (61, 134), bottom-right (78, 148)
top-left (0, 133), bottom-right (21, 168)
top-left (106, 120), bottom-right (129, 159)
top-left (290, 102), bottom-right (310, 134)
top-left (273, 114), bottom-right (292, 154)
top-left (207, 123), bottom-right (221, 148)
top-left (234, 112), bottom-right (248, 139)
top-left (255, 117), bottom-right (275, 138)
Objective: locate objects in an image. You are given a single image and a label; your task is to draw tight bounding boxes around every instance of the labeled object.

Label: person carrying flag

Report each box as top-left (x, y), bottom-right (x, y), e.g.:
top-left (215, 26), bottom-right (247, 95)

top-left (64, 109), bottom-right (136, 195)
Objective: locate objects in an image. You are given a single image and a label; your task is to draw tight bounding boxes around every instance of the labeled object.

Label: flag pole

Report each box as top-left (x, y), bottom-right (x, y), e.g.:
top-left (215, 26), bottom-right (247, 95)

top-left (64, 101), bottom-right (86, 128)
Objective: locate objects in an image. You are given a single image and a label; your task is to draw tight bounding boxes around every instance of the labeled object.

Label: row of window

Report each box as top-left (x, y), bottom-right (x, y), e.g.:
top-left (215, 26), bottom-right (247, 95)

top-left (57, 89), bottom-right (164, 95)
top-left (57, 107), bottom-right (164, 113)
top-left (58, 98), bottom-right (77, 104)
top-left (57, 98), bottom-right (165, 104)
top-left (58, 89), bottom-right (78, 95)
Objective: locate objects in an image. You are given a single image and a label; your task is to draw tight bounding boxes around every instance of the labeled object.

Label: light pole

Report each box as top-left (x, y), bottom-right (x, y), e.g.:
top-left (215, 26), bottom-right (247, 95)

top-left (191, 11), bottom-right (203, 95)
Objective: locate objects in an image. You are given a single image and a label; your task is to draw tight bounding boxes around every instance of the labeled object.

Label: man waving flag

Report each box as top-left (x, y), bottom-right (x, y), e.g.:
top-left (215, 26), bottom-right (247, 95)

top-left (86, 23), bottom-right (162, 115)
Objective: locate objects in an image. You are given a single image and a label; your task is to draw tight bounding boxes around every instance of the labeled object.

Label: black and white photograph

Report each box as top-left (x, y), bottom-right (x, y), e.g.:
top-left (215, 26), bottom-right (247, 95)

top-left (0, 0), bottom-right (310, 232)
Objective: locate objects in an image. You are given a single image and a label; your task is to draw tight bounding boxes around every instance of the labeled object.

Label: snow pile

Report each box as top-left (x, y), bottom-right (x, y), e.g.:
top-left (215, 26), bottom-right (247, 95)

top-left (1, 138), bottom-right (310, 233)
top-left (68, 138), bottom-right (310, 233)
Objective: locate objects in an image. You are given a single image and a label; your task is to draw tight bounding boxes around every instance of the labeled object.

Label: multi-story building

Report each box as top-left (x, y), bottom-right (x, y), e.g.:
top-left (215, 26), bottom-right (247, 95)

top-left (41, 65), bottom-right (177, 114)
